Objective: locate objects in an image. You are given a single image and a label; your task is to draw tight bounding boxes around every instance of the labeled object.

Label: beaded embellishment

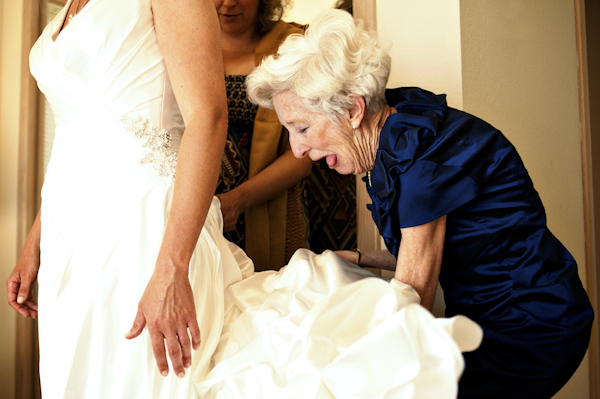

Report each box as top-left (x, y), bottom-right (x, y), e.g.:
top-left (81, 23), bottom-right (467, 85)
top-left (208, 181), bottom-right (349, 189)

top-left (121, 116), bottom-right (177, 180)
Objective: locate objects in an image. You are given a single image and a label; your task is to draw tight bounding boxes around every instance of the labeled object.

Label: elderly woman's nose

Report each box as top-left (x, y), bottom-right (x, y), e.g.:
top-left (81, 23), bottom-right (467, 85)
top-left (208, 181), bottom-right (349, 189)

top-left (289, 137), bottom-right (309, 159)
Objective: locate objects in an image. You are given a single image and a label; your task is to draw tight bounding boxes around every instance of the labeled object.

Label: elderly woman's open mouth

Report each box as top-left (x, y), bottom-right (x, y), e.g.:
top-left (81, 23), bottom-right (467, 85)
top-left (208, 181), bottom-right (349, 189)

top-left (312, 153), bottom-right (339, 169)
top-left (325, 154), bottom-right (338, 168)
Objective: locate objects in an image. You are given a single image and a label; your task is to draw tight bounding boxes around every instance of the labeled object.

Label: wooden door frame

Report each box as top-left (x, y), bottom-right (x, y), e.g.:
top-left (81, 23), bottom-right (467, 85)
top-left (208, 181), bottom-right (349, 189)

top-left (575, 0), bottom-right (600, 397)
top-left (15, 0), bottom-right (47, 397)
top-left (354, 0), bottom-right (381, 253)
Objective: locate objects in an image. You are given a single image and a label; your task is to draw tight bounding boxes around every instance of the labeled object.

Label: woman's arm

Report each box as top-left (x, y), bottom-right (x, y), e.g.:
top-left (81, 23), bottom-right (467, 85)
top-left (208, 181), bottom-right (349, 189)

top-left (396, 215), bottom-right (446, 311)
top-left (125, 0), bottom-right (228, 379)
top-left (336, 249), bottom-right (397, 270)
top-left (217, 150), bottom-right (312, 231)
top-left (6, 210), bottom-right (41, 318)
top-left (337, 215), bottom-right (446, 311)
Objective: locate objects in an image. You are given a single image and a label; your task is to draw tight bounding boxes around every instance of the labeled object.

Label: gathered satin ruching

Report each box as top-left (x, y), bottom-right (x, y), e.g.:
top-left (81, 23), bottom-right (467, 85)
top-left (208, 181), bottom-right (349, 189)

top-left (367, 87), bottom-right (593, 398)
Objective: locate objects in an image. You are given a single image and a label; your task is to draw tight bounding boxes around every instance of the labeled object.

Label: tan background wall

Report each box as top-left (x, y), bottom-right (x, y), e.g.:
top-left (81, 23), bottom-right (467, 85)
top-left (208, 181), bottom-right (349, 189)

top-left (284, 0), bottom-right (337, 24)
top-left (382, 0), bottom-right (463, 109)
top-left (0, 0), bottom-right (23, 397)
top-left (459, 1), bottom-right (588, 396)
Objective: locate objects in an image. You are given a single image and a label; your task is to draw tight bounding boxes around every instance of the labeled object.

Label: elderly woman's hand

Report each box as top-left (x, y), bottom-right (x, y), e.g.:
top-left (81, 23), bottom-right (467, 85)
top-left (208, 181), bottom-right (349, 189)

top-left (335, 250), bottom-right (361, 265)
top-left (125, 263), bottom-right (201, 378)
top-left (335, 249), bottom-right (398, 271)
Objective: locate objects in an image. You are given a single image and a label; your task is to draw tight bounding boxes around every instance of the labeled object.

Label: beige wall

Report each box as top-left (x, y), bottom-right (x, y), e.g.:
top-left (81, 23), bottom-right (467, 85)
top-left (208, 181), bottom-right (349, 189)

top-left (284, 0), bottom-right (338, 25)
top-left (460, 2), bottom-right (588, 397)
top-left (0, 0), bottom-right (23, 397)
top-left (377, 0), bottom-right (590, 397)
top-left (381, 0), bottom-right (463, 109)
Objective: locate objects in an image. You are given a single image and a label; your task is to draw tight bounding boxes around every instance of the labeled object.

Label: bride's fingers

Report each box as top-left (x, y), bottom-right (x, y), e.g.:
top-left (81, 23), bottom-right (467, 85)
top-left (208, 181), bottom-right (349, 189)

top-left (178, 325), bottom-right (192, 369)
top-left (23, 298), bottom-right (38, 311)
top-left (7, 280), bottom-right (23, 311)
top-left (124, 310), bottom-right (146, 339)
top-left (16, 305), bottom-right (35, 319)
top-left (188, 318), bottom-right (201, 350)
top-left (165, 331), bottom-right (185, 378)
top-left (149, 330), bottom-right (169, 377)
top-left (21, 300), bottom-right (38, 318)
top-left (7, 281), bottom-right (37, 318)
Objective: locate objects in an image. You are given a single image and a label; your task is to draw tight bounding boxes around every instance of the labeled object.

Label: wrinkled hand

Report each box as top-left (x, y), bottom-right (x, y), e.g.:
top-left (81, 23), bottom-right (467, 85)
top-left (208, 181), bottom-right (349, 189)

top-left (6, 254), bottom-right (40, 319)
top-left (216, 192), bottom-right (242, 232)
top-left (335, 250), bottom-right (360, 265)
top-left (125, 267), bottom-right (200, 378)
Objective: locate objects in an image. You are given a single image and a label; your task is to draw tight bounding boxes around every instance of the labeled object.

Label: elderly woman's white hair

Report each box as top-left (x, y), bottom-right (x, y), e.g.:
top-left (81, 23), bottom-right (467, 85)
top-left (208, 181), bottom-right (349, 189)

top-left (246, 9), bottom-right (391, 124)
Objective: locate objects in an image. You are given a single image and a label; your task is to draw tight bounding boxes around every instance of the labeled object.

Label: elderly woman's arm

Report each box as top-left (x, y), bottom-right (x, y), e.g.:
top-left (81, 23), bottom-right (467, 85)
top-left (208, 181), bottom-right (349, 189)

top-left (337, 215), bottom-right (446, 311)
top-left (337, 249), bottom-right (397, 270)
top-left (396, 215), bottom-right (446, 311)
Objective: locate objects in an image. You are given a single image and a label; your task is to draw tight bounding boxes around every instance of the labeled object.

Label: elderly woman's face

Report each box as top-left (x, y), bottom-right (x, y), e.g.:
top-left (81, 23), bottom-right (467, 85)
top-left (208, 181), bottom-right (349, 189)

top-left (273, 90), bottom-right (365, 175)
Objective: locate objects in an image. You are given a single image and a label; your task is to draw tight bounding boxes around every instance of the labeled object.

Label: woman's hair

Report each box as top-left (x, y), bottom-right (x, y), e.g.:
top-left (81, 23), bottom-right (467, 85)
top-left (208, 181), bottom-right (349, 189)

top-left (256, 0), bottom-right (291, 37)
top-left (246, 9), bottom-right (391, 124)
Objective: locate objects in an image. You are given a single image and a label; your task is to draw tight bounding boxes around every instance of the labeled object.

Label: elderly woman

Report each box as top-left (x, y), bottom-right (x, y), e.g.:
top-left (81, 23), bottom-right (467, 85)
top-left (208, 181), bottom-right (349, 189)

top-left (246, 9), bottom-right (594, 399)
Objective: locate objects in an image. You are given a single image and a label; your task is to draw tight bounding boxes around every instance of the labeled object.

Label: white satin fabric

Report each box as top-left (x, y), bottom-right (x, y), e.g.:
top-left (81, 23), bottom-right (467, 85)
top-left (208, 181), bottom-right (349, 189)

top-left (30, 0), bottom-right (482, 397)
top-left (199, 249), bottom-right (482, 399)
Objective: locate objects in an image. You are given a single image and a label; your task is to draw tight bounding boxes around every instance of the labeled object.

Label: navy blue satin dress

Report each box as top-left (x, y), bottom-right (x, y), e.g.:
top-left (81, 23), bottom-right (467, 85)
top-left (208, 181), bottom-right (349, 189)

top-left (366, 87), bottom-right (594, 399)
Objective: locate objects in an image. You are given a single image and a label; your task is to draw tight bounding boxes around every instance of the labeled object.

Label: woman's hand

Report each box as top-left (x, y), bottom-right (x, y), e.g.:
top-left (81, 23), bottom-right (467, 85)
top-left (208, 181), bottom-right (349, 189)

top-left (216, 191), bottom-right (243, 232)
top-left (7, 211), bottom-right (41, 319)
top-left (335, 250), bottom-right (360, 265)
top-left (6, 254), bottom-right (39, 319)
top-left (216, 151), bottom-right (312, 232)
top-left (335, 249), bottom-right (397, 270)
top-left (125, 265), bottom-right (200, 378)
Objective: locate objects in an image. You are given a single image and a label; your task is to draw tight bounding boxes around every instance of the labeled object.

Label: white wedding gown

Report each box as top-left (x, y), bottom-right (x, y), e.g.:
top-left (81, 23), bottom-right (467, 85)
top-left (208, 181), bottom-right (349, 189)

top-left (30, 0), bottom-right (482, 398)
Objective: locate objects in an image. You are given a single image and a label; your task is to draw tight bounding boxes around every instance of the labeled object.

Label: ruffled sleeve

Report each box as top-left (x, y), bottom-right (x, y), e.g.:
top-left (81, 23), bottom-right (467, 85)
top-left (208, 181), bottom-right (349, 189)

top-left (367, 88), bottom-right (479, 256)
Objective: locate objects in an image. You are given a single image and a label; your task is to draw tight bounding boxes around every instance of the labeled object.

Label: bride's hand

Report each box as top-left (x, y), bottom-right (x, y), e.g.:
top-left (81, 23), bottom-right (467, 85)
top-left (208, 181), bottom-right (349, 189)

top-left (6, 252), bottom-right (40, 319)
top-left (125, 265), bottom-right (200, 378)
top-left (7, 212), bottom-right (41, 319)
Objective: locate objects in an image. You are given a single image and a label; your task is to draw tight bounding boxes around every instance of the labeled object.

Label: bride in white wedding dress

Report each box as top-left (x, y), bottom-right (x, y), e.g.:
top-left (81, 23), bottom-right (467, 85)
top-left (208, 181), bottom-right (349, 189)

top-left (6, 0), bottom-right (482, 398)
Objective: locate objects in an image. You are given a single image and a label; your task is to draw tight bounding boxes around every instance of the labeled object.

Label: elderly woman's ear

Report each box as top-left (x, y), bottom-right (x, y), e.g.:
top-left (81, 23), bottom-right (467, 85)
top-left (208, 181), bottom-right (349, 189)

top-left (348, 93), bottom-right (366, 129)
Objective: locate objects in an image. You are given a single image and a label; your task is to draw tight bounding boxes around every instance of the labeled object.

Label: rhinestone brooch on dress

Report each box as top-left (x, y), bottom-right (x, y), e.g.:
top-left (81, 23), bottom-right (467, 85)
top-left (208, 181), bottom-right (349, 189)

top-left (121, 116), bottom-right (177, 180)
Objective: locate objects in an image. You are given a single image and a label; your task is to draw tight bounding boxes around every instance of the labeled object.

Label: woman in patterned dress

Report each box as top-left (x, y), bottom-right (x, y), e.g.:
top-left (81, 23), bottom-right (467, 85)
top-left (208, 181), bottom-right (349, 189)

top-left (213, 0), bottom-right (312, 271)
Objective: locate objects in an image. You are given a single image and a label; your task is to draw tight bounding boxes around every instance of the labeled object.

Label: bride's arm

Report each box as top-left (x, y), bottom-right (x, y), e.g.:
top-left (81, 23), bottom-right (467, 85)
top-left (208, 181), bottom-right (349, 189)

top-left (125, 0), bottom-right (227, 380)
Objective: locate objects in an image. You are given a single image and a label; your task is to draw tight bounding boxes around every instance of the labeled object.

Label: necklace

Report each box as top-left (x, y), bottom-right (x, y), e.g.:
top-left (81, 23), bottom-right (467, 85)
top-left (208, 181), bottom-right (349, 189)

top-left (367, 170), bottom-right (372, 187)
top-left (68, 0), bottom-right (89, 23)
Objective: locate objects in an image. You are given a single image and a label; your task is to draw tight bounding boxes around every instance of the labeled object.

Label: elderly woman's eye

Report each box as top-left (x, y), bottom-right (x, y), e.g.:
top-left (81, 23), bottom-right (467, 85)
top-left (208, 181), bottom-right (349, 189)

top-left (298, 126), bottom-right (308, 134)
